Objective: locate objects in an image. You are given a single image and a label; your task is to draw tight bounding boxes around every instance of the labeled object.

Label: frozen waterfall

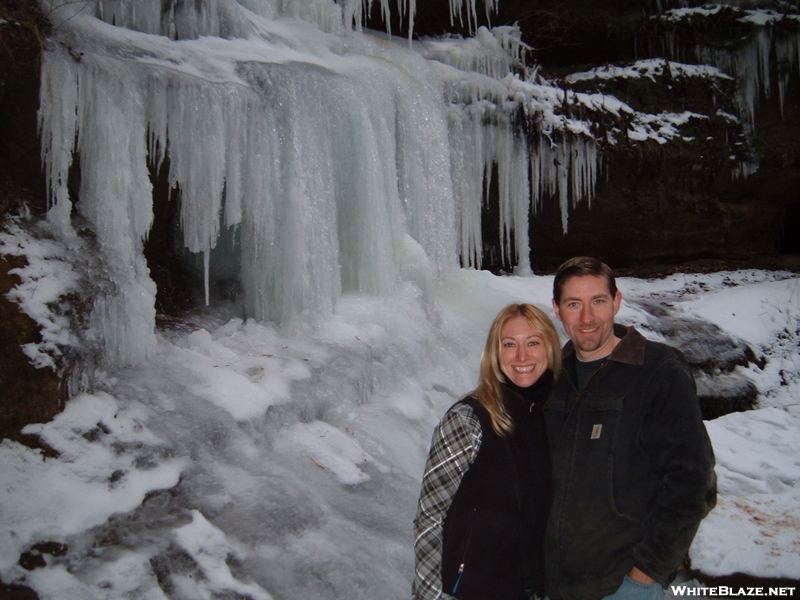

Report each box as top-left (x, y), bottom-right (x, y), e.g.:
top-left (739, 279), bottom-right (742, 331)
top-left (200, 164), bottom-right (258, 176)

top-left (38, 0), bottom-right (599, 366)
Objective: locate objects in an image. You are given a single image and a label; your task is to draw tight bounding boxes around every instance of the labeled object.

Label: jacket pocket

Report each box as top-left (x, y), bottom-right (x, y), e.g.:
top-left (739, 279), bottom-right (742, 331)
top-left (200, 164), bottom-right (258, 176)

top-left (566, 393), bottom-right (626, 532)
top-left (576, 393), bottom-right (624, 455)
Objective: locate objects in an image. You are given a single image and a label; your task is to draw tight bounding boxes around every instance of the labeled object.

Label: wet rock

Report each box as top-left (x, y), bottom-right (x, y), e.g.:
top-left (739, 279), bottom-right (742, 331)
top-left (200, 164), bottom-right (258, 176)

top-left (109, 469), bottom-right (126, 487)
top-left (91, 486), bottom-right (193, 549)
top-left (150, 544), bottom-right (204, 597)
top-left (82, 421), bottom-right (112, 442)
top-left (629, 298), bottom-right (761, 420)
top-left (641, 307), bottom-right (752, 373)
top-left (17, 552), bottom-right (46, 571)
top-left (0, 581), bottom-right (39, 600)
top-left (30, 542), bottom-right (68, 557)
top-left (694, 372), bottom-right (759, 420)
top-left (18, 541), bottom-right (68, 571)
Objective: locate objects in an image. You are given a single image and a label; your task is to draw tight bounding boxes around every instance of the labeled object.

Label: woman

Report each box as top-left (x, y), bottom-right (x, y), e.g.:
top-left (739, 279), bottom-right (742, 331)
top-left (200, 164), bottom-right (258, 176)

top-left (412, 303), bottom-right (561, 600)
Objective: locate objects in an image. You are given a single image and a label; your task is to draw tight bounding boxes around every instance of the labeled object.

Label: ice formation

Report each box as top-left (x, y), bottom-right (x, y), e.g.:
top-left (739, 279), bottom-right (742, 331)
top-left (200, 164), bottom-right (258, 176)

top-left (37, 0), bottom-right (600, 366)
top-left (657, 5), bottom-right (800, 177)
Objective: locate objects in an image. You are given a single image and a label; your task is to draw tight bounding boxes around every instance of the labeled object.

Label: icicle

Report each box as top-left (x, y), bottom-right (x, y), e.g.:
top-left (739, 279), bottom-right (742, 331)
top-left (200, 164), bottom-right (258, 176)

top-left (95, 0), bottom-right (163, 36)
top-left (488, 123), bottom-right (529, 272)
top-left (38, 45), bottom-right (79, 239)
top-left (570, 137), bottom-right (597, 211)
top-left (446, 0), bottom-right (497, 34)
top-left (449, 109), bottom-right (484, 268)
top-left (91, 0), bottom-right (255, 38)
top-left (557, 142), bottom-right (570, 235)
top-left (204, 250), bottom-right (211, 306)
top-left (420, 26), bottom-right (529, 81)
top-left (774, 30), bottom-right (800, 119)
top-left (407, 0), bottom-right (416, 43)
top-left (528, 133), bottom-right (597, 235)
top-left (689, 23), bottom-right (800, 177)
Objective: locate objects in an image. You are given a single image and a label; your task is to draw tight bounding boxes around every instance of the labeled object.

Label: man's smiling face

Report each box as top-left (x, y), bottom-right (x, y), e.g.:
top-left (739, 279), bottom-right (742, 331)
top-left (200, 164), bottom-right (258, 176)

top-left (552, 274), bottom-right (622, 361)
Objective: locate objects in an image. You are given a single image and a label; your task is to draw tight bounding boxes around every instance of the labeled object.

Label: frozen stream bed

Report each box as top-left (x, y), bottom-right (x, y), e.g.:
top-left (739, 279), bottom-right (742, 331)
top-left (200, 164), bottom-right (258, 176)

top-left (1, 267), bottom-right (800, 599)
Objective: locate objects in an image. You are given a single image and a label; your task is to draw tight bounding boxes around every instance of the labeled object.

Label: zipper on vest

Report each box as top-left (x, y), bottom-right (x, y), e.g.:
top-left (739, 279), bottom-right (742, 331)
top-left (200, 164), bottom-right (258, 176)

top-left (452, 508), bottom-right (476, 594)
top-left (452, 563), bottom-right (465, 594)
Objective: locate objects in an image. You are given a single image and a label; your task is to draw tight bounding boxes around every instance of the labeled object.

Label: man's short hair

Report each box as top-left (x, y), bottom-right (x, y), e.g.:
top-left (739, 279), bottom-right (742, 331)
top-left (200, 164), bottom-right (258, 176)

top-left (553, 257), bottom-right (617, 305)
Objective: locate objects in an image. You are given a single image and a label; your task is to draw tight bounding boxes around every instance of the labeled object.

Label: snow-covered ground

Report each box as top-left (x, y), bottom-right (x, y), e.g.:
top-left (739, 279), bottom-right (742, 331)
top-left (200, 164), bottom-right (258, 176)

top-left (1, 229), bottom-right (799, 598)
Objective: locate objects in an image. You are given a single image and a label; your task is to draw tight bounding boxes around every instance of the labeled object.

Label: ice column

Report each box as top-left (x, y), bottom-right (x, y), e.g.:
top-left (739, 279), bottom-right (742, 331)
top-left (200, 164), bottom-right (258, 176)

top-left (38, 45), bottom-right (79, 237)
top-left (39, 45), bottom-right (157, 365)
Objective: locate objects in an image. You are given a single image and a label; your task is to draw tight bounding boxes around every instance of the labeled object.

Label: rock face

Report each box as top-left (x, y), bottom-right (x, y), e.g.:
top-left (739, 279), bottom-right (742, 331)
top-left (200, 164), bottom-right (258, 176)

top-left (411, 1), bottom-right (800, 276)
top-left (527, 92), bottom-right (800, 273)
top-left (0, 253), bottom-right (66, 440)
top-left (0, 3), bottom-right (66, 441)
top-left (526, 26), bottom-right (800, 274)
top-left (0, 0), bottom-right (48, 218)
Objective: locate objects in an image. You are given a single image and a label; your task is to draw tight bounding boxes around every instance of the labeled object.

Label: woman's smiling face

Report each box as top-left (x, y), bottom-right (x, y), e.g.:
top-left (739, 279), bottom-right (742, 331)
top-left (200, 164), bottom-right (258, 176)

top-left (499, 315), bottom-right (549, 387)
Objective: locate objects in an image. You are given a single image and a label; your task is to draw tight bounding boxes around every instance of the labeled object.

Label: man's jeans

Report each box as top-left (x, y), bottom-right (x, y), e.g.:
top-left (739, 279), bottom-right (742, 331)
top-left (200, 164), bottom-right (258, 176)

top-left (603, 577), bottom-right (664, 600)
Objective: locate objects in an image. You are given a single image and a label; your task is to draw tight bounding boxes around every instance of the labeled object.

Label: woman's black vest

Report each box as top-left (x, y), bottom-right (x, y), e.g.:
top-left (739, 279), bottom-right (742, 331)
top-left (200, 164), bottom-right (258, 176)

top-left (441, 374), bottom-right (552, 600)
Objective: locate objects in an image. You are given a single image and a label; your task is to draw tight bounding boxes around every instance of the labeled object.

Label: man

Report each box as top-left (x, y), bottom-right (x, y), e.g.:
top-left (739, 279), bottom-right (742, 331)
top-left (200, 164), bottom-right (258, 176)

top-left (544, 257), bottom-right (716, 600)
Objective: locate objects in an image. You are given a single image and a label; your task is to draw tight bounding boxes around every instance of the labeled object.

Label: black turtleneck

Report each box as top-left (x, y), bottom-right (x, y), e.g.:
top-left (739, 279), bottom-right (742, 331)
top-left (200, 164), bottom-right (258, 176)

top-left (502, 368), bottom-right (554, 407)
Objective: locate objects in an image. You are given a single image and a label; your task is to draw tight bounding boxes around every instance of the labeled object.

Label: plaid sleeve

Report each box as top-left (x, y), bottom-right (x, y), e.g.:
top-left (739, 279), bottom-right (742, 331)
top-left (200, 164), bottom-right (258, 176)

top-left (411, 402), bottom-right (482, 600)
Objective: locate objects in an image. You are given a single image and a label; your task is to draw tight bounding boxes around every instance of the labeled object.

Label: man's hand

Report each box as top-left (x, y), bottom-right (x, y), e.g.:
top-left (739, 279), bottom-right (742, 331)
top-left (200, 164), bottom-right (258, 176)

top-left (628, 566), bottom-right (655, 585)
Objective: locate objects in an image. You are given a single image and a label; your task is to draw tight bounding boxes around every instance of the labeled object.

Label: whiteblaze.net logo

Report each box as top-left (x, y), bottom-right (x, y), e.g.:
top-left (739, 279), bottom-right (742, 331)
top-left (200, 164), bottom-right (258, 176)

top-left (670, 587), bottom-right (796, 597)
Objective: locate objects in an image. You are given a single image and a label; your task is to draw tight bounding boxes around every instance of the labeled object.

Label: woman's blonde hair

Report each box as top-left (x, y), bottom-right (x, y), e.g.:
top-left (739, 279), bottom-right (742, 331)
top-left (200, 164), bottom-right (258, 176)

top-left (473, 303), bottom-right (561, 437)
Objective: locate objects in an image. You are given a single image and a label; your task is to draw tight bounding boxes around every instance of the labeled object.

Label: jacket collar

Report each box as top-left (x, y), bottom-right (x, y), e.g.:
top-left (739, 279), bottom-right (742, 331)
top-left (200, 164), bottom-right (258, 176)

top-left (562, 324), bottom-right (646, 366)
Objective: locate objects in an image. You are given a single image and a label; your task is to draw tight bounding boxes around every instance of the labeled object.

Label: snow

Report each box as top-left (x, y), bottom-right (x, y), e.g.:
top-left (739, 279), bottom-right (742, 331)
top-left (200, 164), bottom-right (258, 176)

top-left (662, 5), bottom-right (800, 28)
top-left (695, 407), bottom-right (800, 578)
top-left (565, 58), bottom-right (733, 84)
top-left (2, 262), bottom-right (800, 597)
top-left (174, 510), bottom-right (274, 600)
top-left (276, 420), bottom-right (387, 485)
top-left (659, 5), bottom-right (800, 27)
top-left (0, 391), bottom-right (186, 563)
top-left (628, 111), bottom-right (708, 144)
top-left (0, 223), bottom-right (81, 369)
top-left (661, 6), bottom-right (726, 21)
top-left (679, 278), bottom-right (799, 348)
